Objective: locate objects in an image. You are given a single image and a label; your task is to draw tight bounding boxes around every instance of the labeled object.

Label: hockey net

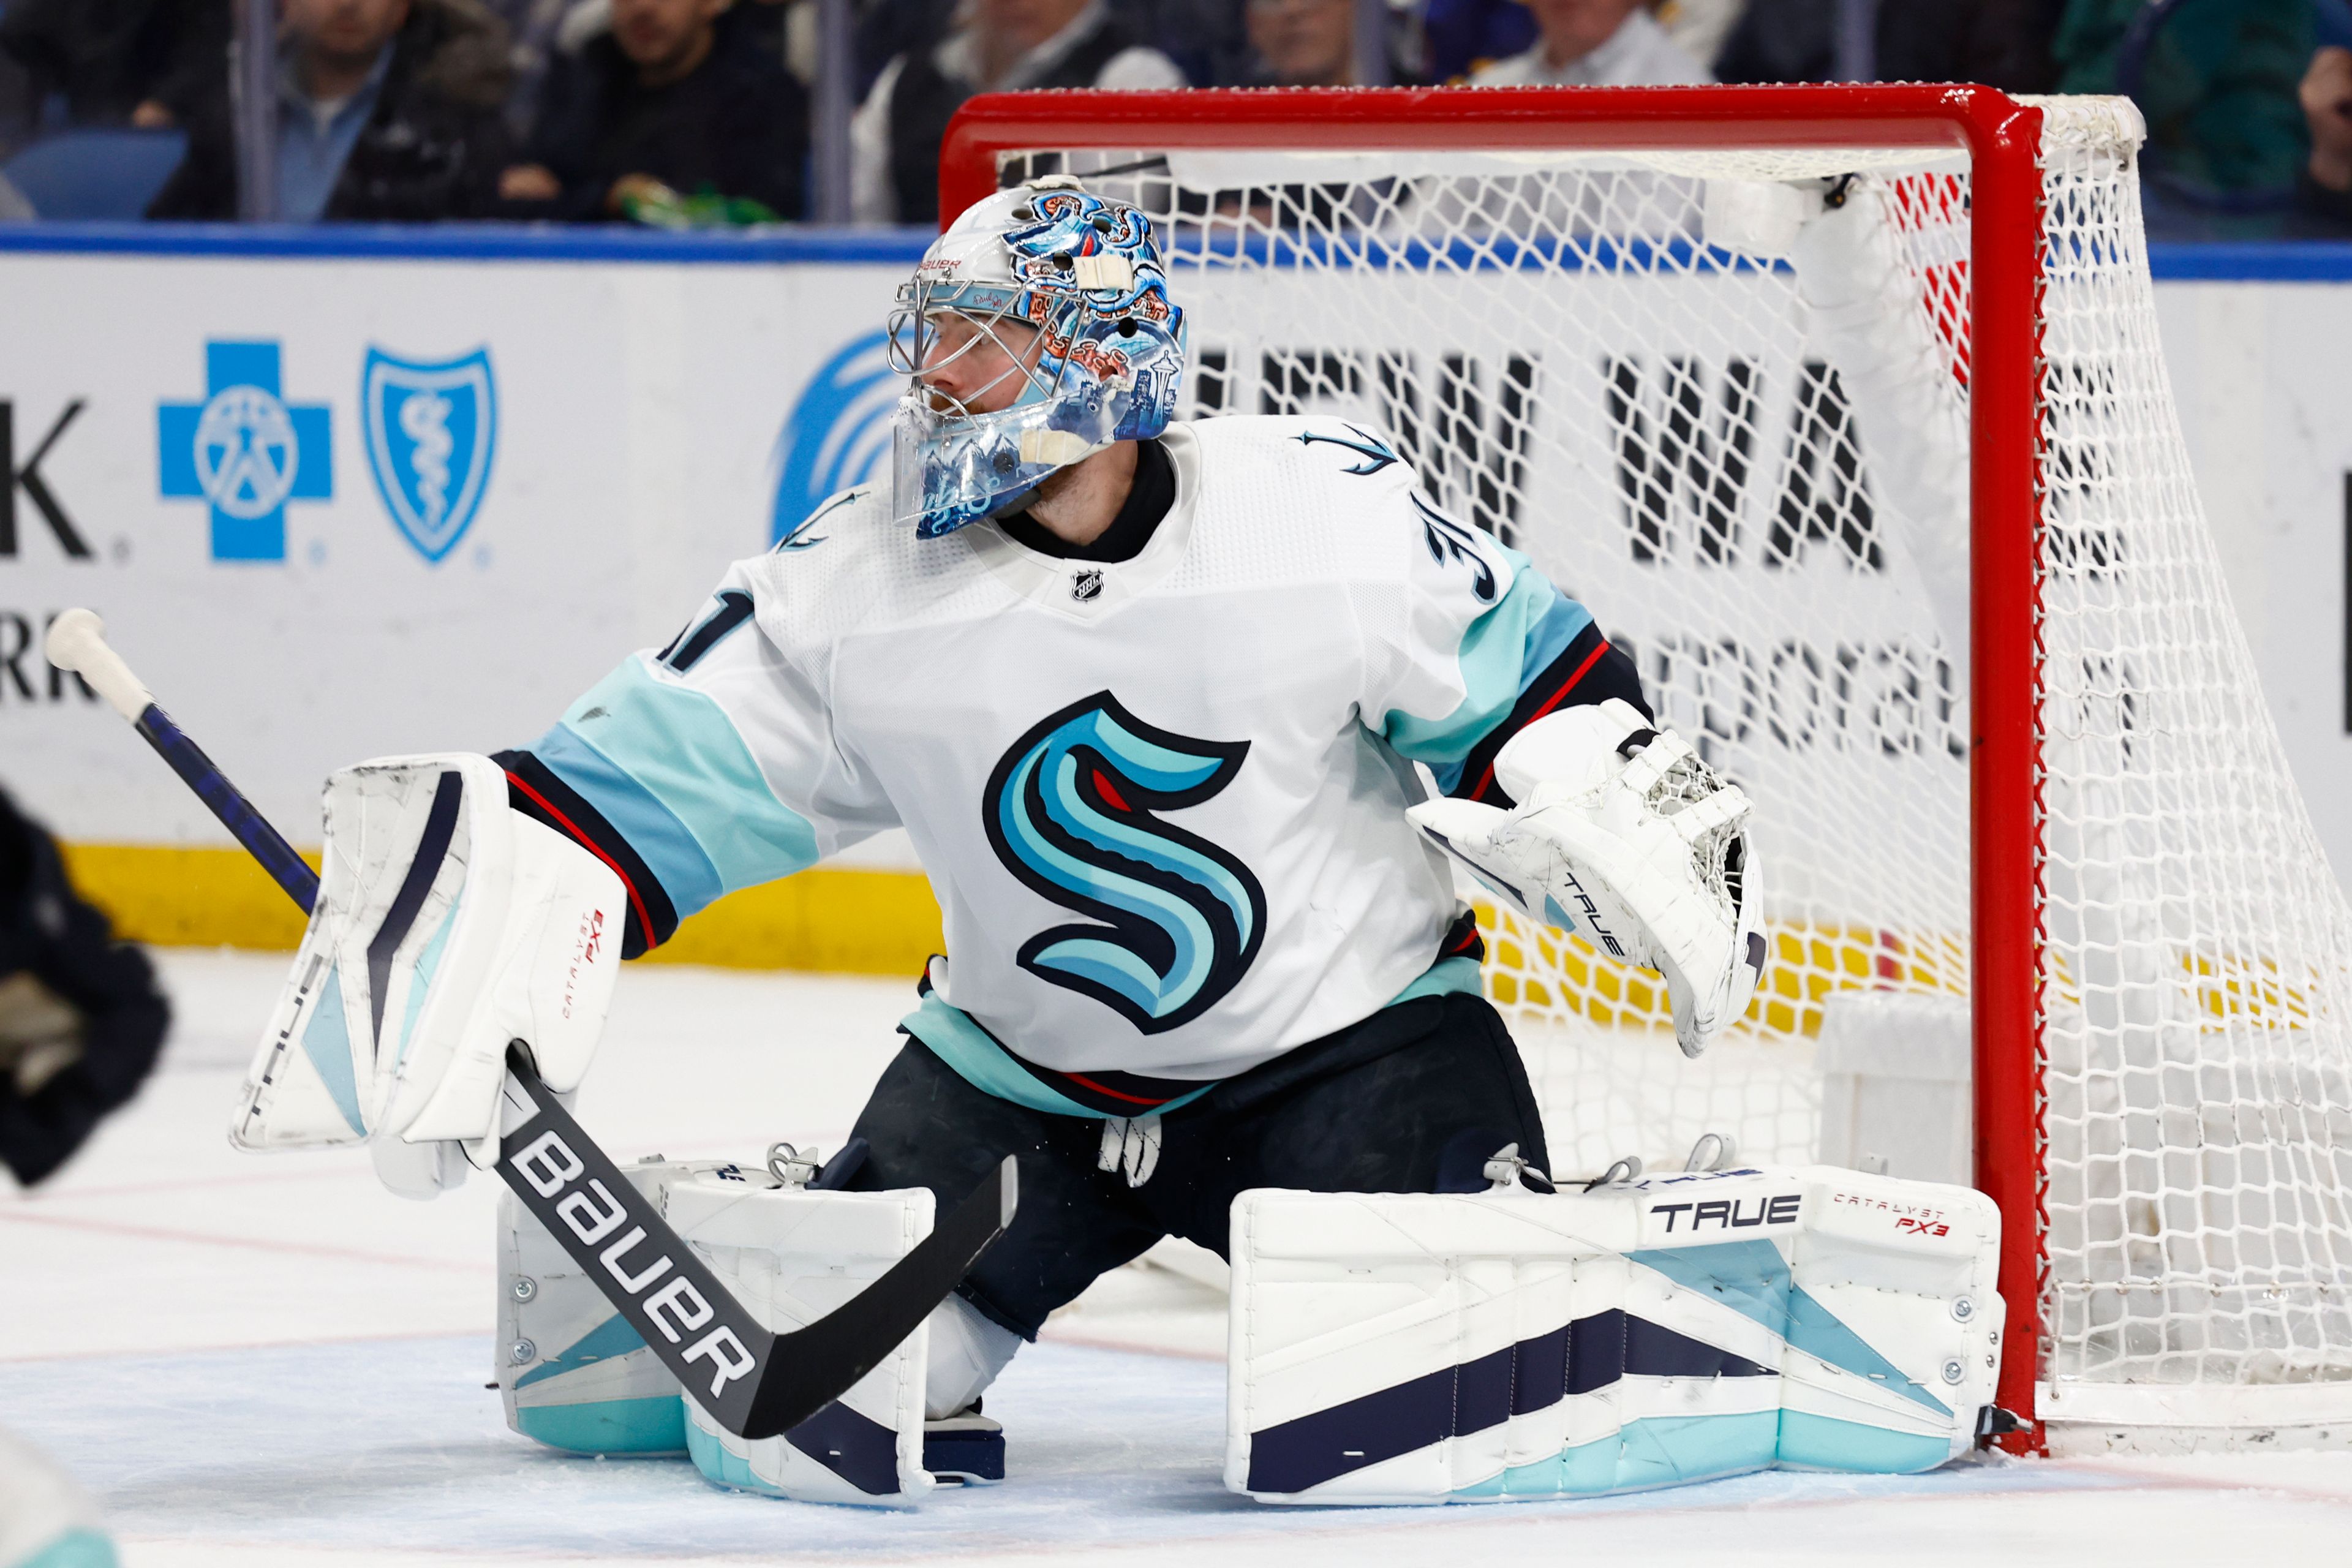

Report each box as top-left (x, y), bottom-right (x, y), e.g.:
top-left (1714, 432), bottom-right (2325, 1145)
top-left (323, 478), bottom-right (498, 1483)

top-left (965, 87), bottom-right (2352, 1448)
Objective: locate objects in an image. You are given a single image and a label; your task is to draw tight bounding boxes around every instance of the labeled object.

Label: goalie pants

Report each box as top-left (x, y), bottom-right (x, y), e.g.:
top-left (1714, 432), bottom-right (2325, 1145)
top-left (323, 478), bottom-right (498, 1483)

top-left (845, 989), bottom-right (1550, 1340)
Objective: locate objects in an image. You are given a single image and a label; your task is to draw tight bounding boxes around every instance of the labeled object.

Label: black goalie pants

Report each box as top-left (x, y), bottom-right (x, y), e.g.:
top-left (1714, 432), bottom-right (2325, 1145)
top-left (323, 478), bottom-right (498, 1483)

top-left (844, 990), bottom-right (1550, 1340)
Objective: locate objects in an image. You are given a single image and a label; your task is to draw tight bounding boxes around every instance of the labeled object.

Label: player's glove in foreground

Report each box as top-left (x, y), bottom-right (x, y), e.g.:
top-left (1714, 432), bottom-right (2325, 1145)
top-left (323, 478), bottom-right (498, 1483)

top-left (1409, 698), bottom-right (1766, 1058)
top-left (233, 755), bottom-right (625, 1194)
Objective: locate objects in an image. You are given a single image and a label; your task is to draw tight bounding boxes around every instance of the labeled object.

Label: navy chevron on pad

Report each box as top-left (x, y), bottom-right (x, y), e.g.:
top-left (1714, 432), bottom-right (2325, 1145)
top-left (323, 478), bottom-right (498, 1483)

top-left (1245, 1311), bottom-right (1774, 1494)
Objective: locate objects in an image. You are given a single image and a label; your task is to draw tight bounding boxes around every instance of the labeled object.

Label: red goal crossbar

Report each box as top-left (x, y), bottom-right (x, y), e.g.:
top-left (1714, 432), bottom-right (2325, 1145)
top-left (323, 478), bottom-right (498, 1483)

top-left (938, 84), bottom-right (2051, 1453)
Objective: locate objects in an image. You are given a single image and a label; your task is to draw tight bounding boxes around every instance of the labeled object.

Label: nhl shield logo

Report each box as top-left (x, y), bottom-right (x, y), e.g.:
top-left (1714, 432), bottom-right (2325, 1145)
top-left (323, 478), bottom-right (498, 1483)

top-left (361, 347), bottom-right (497, 562)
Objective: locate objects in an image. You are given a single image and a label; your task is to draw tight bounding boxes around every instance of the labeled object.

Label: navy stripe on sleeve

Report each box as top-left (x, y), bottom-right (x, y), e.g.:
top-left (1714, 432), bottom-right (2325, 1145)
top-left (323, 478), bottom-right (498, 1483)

top-left (1452, 623), bottom-right (1652, 808)
top-left (494, 748), bottom-right (680, 957)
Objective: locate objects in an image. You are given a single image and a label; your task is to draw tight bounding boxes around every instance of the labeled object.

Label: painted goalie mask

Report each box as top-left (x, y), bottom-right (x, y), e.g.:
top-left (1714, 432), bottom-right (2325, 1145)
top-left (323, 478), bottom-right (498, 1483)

top-left (888, 178), bottom-right (1188, 540)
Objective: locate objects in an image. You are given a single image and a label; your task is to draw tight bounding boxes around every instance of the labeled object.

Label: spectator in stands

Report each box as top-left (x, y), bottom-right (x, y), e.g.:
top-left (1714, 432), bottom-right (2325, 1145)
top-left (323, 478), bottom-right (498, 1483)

top-left (499, 0), bottom-right (808, 221)
top-left (1423, 0), bottom-right (1536, 83)
top-left (477, 0), bottom-right (578, 134)
top-left (853, 0), bottom-right (1185, 224)
top-left (1470, 0), bottom-right (1709, 85)
top-left (148, 0), bottom-right (515, 221)
top-left (2300, 43), bottom-right (2352, 226)
top-left (0, 0), bottom-right (227, 133)
top-left (1712, 0), bottom-right (2055, 90)
top-left (1235, 0), bottom-right (1422, 86)
top-left (2053, 0), bottom-right (2311, 197)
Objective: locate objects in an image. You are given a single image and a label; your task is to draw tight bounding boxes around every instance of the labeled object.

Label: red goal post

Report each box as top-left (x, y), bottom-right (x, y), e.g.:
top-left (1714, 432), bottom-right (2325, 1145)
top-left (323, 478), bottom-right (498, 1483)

top-left (936, 86), bottom-right (2352, 1456)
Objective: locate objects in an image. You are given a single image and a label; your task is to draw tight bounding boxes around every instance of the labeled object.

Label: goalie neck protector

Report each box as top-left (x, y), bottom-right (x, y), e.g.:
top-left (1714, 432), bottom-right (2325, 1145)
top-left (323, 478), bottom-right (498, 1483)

top-left (888, 178), bottom-right (1188, 540)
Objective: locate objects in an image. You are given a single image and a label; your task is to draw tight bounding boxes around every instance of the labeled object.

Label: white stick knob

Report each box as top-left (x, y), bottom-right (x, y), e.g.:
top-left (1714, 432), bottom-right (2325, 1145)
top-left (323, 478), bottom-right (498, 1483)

top-left (44, 609), bottom-right (153, 723)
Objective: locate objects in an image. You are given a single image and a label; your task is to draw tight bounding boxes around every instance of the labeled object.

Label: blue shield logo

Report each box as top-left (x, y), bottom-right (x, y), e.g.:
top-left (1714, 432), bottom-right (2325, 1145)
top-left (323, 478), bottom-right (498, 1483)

top-left (769, 330), bottom-right (896, 546)
top-left (361, 347), bottom-right (497, 563)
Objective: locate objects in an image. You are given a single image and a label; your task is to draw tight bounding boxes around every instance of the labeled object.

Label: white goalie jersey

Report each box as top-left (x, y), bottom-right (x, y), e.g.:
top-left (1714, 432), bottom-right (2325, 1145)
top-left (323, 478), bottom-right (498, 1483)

top-left (511, 416), bottom-right (1618, 1113)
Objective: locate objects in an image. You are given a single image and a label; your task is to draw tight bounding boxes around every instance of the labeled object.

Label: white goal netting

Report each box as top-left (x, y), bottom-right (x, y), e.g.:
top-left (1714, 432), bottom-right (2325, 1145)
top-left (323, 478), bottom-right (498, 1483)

top-left (999, 96), bottom-right (2352, 1436)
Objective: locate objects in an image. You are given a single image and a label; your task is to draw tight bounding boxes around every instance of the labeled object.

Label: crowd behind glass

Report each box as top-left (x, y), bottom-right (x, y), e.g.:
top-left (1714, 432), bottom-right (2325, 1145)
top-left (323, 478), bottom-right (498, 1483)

top-left (1, 0), bottom-right (2348, 233)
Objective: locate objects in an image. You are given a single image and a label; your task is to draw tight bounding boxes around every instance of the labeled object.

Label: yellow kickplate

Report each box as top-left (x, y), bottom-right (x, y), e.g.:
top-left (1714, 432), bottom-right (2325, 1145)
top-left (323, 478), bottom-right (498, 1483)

top-left (55, 843), bottom-right (942, 978)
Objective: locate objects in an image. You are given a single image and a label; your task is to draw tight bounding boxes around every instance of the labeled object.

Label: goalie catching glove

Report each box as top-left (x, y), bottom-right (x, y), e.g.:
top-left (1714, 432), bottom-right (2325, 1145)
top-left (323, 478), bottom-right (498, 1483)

top-left (1409, 699), bottom-right (1765, 1058)
top-left (232, 755), bottom-right (625, 1193)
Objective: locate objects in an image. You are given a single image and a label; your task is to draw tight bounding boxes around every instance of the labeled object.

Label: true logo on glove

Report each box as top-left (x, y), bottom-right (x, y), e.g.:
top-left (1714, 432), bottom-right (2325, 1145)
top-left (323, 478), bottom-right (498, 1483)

top-left (511, 1128), bottom-right (756, 1399)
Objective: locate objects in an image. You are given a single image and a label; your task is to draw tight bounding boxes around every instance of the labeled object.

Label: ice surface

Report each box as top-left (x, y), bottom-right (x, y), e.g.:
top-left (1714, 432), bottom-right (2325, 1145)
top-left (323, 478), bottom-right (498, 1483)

top-left (7, 953), bottom-right (2352, 1566)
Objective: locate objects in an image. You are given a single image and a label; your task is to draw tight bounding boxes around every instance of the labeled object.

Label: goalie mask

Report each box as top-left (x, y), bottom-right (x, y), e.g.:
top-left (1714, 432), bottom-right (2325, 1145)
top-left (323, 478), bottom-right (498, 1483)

top-left (887, 178), bottom-right (1188, 540)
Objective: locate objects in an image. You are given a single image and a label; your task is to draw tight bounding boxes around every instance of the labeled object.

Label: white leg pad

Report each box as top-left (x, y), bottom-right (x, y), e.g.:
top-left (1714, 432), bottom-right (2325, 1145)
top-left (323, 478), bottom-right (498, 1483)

top-left (496, 1158), bottom-right (937, 1507)
top-left (925, 1294), bottom-right (1022, 1420)
top-left (1227, 1166), bottom-right (2002, 1504)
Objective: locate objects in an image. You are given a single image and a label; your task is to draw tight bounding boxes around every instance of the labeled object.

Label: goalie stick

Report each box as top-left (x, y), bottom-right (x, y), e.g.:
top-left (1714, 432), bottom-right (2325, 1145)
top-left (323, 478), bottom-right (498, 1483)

top-left (42, 608), bottom-right (1017, 1441)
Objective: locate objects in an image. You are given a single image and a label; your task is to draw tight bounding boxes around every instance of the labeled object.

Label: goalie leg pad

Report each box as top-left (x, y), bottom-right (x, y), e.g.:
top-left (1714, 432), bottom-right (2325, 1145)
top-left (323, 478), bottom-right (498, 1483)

top-left (498, 1157), bottom-right (941, 1507)
top-left (1227, 1165), bottom-right (2001, 1505)
top-left (497, 1159), bottom-right (690, 1455)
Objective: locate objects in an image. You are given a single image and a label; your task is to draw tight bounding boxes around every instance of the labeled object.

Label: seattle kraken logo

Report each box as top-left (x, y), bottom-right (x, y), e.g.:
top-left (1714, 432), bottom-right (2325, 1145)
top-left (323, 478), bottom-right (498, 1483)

top-left (985, 693), bottom-right (1265, 1035)
top-left (361, 347), bottom-right (497, 563)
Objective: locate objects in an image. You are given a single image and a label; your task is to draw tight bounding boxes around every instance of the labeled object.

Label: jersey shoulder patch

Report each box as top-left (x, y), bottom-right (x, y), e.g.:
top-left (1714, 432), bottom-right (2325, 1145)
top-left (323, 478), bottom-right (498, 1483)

top-left (1185, 413), bottom-right (1411, 489)
top-left (1178, 416), bottom-right (1434, 592)
top-left (743, 482), bottom-right (999, 659)
top-left (770, 484), bottom-right (883, 554)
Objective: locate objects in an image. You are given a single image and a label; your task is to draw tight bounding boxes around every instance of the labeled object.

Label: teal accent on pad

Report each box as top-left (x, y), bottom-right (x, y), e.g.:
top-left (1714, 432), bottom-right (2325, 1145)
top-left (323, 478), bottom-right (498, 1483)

top-left (538, 656), bottom-right (821, 919)
top-left (1786, 1286), bottom-right (1952, 1416)
top-left (397, 892), bottom-right (461, 1066)
top-left (515, 1311), bottom-right (651, 1391)
top-left (1616, 1411), bottom-right (1779, 1488)
top-left (300, 965), bottom-right (366, 1137)
top-left (1464, 1411), bottom-right (1782, 1501)
top-left (1629, 1240), bottom-right (1795, 1336)
top-left (1631, 1241), bottom-right (1950, 1417)
top-left (17, 1529), bottom-right (119, 1568)
top-left (1501, 1451), bottom-right (1567, 1496)
top-left (1385, 954), bottom-right (1485, 1007)
top-left (1777, 1409), bottom-right (1953, 1473)
top-left (1381, 552), bottom-right (1593, 791)
top-left (687, 1415), bottom-right (787, 1494)
top-left (901, 993), bottom-right (1216, 1119)
top-left (1542, 894), bottom-right (1576, 932)
top-left (516, 1395), bottom-right (687, 1455)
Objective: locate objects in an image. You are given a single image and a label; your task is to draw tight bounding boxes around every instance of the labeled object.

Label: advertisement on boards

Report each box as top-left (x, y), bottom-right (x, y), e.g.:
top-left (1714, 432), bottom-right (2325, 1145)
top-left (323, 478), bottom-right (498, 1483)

top-left (0, 241), bottom-right (920, 856)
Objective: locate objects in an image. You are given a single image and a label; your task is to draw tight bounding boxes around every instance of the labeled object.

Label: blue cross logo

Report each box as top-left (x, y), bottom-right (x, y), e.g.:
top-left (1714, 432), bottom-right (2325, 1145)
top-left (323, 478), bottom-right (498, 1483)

top-left (159, 341), bottom-right (332, 561)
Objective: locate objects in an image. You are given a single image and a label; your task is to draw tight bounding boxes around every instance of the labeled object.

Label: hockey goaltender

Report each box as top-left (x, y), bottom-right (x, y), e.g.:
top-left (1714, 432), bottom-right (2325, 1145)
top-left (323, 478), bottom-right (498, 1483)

top-left (216, 178), bottom-right (2005, 1507)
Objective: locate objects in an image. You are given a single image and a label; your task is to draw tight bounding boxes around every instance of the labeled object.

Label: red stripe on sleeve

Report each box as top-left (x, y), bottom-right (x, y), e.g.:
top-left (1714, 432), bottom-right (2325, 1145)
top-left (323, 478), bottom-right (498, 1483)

top-left (505, 769), bottom-right (660, 951)
top-left (1464, 638), bottom-right (1613, 803)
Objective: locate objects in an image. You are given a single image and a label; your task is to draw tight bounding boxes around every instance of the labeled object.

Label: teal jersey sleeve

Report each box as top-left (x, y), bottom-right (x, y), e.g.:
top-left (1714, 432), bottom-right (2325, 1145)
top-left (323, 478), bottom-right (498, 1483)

top-left (1359, 483), bottom-right (1607, 797)
top-left (508, 560), bottom-right (899, 947)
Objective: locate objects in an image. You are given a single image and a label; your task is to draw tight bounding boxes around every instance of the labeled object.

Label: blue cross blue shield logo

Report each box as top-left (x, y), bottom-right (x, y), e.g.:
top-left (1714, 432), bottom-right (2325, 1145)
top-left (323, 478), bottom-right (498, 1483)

top-left (361, 347), bottom-right (497, 563)
top-left (158, 341), bottom-right (333, 561)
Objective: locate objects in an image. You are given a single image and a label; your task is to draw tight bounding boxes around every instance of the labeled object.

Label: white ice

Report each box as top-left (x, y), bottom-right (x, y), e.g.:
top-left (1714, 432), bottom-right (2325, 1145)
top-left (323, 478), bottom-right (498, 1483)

top-left (7, 952), bottom-right (2351, 1566)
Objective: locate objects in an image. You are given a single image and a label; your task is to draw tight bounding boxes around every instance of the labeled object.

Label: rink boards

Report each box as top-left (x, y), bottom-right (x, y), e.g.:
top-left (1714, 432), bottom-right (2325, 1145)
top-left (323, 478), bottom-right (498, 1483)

top-left (0, 228), bottom-right (2346, 961)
